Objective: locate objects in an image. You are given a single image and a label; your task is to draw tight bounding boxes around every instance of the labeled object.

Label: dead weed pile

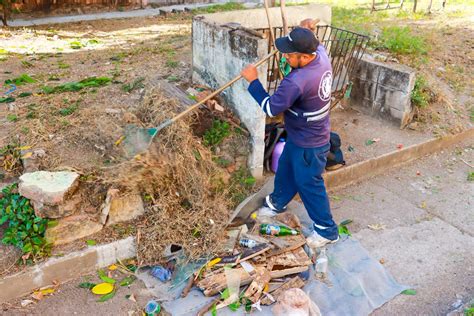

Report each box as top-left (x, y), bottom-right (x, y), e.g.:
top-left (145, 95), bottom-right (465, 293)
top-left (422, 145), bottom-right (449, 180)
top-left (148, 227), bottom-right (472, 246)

top-left (109, 88), bottom-right (232, 265)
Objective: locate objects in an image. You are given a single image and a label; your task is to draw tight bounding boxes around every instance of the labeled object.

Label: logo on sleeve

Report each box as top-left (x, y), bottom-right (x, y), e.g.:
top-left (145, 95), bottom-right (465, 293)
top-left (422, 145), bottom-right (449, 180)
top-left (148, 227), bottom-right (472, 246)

top-left (318, 71), bottom-right (332, 102)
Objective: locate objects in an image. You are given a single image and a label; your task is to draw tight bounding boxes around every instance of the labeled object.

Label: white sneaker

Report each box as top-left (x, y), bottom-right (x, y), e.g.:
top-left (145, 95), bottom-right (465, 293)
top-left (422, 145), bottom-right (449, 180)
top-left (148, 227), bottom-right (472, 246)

top-left (255, 206), bottom-right (278, 218)
top-left (306, 230), bottom-right (339, 249)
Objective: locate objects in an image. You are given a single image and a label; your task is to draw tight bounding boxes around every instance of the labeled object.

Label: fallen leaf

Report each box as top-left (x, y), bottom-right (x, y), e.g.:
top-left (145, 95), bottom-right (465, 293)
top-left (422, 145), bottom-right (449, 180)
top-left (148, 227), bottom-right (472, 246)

top-left (108, 264), bottom-right (118, 271)
top-left (98, 290), bottom-right (116, 302)
top-left (368, 223), bottom-right (386, 231)
top-left (126, 293), bottom-right (137, 302)
top-left (420, 201), bottom-right (427, 209)
top-left (79, 282), bottom-right (96, 289)
top-left (21, 152), bottom-right (33, 159)
top-left (86, 240), bottom-right (97, 246)
top-left (120, 276), bottom-right (136, 287)
top-left (401, 289), bottom-right (417, 295)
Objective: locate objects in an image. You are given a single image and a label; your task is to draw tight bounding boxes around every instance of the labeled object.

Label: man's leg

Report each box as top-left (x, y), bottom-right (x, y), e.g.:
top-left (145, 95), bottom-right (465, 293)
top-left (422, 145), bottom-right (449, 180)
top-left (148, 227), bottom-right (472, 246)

top-left (295, 143), bottom-right (339, 242)
top-left (264, 141), bottom-right (298, 213)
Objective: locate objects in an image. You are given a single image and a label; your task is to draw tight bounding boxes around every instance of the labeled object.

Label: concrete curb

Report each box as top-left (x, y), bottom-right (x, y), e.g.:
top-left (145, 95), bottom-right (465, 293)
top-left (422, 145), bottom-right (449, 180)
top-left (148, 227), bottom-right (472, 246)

top-left (0, 237), bottom-right (135, 303)
top-left (230, 128), bottom-right (474, 221)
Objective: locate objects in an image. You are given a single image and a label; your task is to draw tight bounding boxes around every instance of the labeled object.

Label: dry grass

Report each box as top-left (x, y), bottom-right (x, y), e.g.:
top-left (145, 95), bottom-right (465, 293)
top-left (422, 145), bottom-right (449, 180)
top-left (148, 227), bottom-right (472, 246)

top-left (106, 88), bottom-right (233, 265)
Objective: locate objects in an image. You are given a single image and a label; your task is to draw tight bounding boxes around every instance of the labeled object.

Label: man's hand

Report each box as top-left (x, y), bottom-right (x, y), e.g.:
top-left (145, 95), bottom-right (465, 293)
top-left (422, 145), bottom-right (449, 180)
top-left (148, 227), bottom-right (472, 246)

top-left (241, 65), bottom-right (258, 83)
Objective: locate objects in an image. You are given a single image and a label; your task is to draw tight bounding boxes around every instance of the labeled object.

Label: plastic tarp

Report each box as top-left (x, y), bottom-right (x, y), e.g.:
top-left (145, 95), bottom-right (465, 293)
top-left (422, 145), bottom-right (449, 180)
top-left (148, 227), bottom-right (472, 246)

top-left (143, 201), bottom-right (408, 315)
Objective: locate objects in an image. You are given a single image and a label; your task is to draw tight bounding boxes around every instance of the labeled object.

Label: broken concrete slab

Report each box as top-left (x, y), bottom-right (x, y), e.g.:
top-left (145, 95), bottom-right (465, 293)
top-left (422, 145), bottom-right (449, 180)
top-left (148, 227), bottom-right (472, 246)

top-left (45, 215), bottom-right (103, 246)
top-left (32, 194), bottom-right (81, 219)
top-left (101, 190), bottom-right (145, 226)
top-left (19, 171), bottom-right (80, 206)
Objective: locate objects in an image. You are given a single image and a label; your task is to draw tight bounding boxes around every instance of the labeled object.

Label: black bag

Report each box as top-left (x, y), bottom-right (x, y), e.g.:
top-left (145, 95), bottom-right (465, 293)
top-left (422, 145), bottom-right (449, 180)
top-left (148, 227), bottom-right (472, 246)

top-left (326, 132), bottom-right (346, 168)
top-left (264, 125), bottom-right (345, 171)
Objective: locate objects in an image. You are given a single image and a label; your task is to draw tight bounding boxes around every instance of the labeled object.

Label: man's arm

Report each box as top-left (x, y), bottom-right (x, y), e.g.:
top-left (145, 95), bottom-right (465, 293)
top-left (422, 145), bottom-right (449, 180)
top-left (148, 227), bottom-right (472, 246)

top-left (241, 65), bottom-right (300, 117)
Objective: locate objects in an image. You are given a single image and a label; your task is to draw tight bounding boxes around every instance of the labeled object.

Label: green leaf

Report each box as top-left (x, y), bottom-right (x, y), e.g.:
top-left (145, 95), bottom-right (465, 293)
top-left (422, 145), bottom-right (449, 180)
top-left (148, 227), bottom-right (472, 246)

top-left (0, 215), bottom-right (8, 225)
top-left (18, 92), bottom-right (32, 98)
top-left (97, 290), bottom-right (116, 302)
top-left (32, 236), bottom-right (44, 245)
top-left (338, 224), bottom-right (352, 236)
top-left (78, 282), bottom-right (96, 289)
top-left (228, 301), bottom-right (241, 311)
top-left (22, 242), bottom-right (33, 253)
top-left (119, 276), bottom-right (136, 287)
top-left (401, 289), bottom-right (417, 295)
top-left (0, 97), bottom-right (15, 103)
top-left (211, 303), bottom-right (217, 316)
top-left (365, 139), bottom-right (375, 146)
top-left (220, 288), bottom-right (230, 299)
top-left (86, 239), bottom-right (97, 246)
top-left (98, 270), bottom-right (116, 284)
top-left (47, 220), bottom-right (59, 228)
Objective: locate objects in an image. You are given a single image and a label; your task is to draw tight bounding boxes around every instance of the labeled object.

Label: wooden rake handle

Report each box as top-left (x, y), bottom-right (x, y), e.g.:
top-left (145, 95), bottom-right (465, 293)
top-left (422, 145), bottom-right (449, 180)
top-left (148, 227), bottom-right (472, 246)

top-left (170, 50), bottom-right (278, 125)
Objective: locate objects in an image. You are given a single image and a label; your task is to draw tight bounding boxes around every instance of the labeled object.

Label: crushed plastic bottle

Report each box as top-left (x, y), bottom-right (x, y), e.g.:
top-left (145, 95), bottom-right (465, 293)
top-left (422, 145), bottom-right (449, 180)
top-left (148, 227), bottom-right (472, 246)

top-left (315, 247), bottom-right (328, 276)
top-left (239, 238), bottom-right (258, 248)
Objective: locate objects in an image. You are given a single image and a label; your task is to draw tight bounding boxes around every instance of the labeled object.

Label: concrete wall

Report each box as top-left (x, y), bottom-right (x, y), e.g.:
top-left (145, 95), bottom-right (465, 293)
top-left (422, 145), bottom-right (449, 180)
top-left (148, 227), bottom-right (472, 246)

top-left (192, 4), bottom-right (331, 177)
top-left (350, 56), bottom-right (416, 128)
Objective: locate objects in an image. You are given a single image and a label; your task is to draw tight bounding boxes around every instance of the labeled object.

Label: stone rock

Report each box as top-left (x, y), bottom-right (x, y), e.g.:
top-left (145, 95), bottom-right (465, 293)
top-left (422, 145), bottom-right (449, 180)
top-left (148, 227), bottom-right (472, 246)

top-left (19, 171), bottom-right (80, 206)
top-left (101, 190), bottom-right (145, 226)
top-left (45, 215), bottom-right (103, 246)
top-left (32, 194), bottom-right (81, 219)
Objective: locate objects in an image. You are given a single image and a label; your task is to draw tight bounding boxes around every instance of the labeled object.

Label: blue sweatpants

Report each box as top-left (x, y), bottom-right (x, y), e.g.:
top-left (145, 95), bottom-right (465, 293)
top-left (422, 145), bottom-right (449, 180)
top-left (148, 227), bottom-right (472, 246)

top-left (265, 140), bottom-right (339, 240)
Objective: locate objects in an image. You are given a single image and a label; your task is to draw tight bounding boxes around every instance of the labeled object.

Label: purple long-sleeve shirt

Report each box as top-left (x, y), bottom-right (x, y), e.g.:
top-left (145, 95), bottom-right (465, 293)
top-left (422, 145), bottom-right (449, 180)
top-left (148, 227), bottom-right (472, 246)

top-left (248, 45), bottom-right (332, 148)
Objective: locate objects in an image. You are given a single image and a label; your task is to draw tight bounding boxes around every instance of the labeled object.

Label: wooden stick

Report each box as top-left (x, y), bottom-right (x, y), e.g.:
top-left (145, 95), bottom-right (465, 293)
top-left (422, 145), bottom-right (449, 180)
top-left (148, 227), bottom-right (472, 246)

top-left (181, 276), bottom-right (194, 298)
top-left (263, 0), bottom-right (283, 79)
top-left (267, 240), bottom-right (307, 257)
top-left (197, 297), bottom-right (221, 316)
top-left (280, 0), bottom-right (289, 36)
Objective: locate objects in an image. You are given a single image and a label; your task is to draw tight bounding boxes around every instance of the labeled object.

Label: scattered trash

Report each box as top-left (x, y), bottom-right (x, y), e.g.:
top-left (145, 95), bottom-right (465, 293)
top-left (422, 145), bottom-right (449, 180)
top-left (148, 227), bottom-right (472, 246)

top-left (397, 144), bottom-right (404, 150)
top-left (416, 170), bottom-right (421, 176)
top-left (348, 145), bottom-right (355, 152)
top-left (367, 223), bottom-right (386, 231)
top-left (365, 138), bottom-right (380, 146)
top-left (92, 283), bottom-right (114, 295)
top-left (379, 258), bottom-right (385, 264)
top-left (401, 289), bottom-right (417, 295)
top-left (272, 288), bottom-right (321, 316)
top-left (315, 248), bottom-right (328, 277)
top-left (150, 265), bottom-right (172, 282)
top-left (260, 224), bottom-right (299, 236)
top-left (21, 299), bottom-right (34, 307)
top-left (145, 300), bottom-right (161, 315)
top-left (240, 238), bottom-right (258, 248)
top-left (4, 83), bottom-right (16, 95)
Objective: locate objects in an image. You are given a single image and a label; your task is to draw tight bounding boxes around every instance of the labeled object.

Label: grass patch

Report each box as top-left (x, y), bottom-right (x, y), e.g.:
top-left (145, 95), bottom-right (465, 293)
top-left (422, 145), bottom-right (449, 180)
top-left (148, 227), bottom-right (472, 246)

top-left (121, 77), bottom-right (145, 93)
top-left (203, 120), bottom-right (231, 147)
top-left (228, 167), bottom-right (257, 205)
top-left (42, 76), bottom-right (111, 94)
top-left (379, 26), bottom-right (428, 55)
top-left (21, 60), bottom-right (34, 68)
top-left (6, 114), bottom-right (18, 122)
top-left (468, 172), bottom-right (474, 182)
top-left (411, 75), bottom-right (431, 108)
top-left (4, 74), bottom-right (36, 86)
top-left (192, 2), bottom-right (245, 14)
top-left (166, 60), bottom-right (179, 68)
top-left (57, 61), bottom-right (70, 69)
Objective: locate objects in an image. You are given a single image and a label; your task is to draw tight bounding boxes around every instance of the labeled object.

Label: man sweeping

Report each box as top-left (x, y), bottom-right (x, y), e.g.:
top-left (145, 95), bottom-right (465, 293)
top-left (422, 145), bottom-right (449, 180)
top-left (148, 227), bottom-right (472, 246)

top-left (240, 27), bottom-right (339, 248)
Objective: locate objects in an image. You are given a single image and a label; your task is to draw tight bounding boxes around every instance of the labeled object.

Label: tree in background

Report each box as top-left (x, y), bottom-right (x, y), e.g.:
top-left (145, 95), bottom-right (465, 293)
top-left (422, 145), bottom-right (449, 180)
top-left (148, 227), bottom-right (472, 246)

top-left (0, 0), bottom-right (12, 26)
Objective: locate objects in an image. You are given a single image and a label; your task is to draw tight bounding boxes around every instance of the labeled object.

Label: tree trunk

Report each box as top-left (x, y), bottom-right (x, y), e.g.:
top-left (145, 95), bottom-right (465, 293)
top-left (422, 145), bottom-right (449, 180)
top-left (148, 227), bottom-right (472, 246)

top-left (427, 0), bottom-right (433, 13)
top-left (1, 0), bottom-right (11, 26)
top-left (413, 0), bottom-right (417, 12)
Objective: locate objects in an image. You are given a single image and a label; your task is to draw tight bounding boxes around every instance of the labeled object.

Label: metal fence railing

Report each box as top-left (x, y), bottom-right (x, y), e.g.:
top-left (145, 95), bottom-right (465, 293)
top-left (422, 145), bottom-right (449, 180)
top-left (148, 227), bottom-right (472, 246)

top-left (255, 25), bottom-right (370, 108)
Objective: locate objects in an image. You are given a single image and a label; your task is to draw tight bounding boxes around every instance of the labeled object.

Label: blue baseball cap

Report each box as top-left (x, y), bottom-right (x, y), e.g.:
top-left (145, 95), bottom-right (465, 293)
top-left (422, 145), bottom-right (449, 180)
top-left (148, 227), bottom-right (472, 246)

top-left (275, 27), bottom-right (319, 54)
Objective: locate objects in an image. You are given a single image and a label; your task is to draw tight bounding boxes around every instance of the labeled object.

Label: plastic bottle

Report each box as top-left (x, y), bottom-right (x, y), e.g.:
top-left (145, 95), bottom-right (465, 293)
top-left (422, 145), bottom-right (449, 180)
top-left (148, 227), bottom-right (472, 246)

top-left (150, 265), bottom-right (172, 282)
top-left (315, 248), bottom-right (328, 275)
top-left (260, 224), bottom-right (298, 236)
top-left (271, 138), bottom-right (286, 173)
top-left (145, 300), bottom-right (161, 315)
top-left (239, 238), bottom-right (258, 248)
